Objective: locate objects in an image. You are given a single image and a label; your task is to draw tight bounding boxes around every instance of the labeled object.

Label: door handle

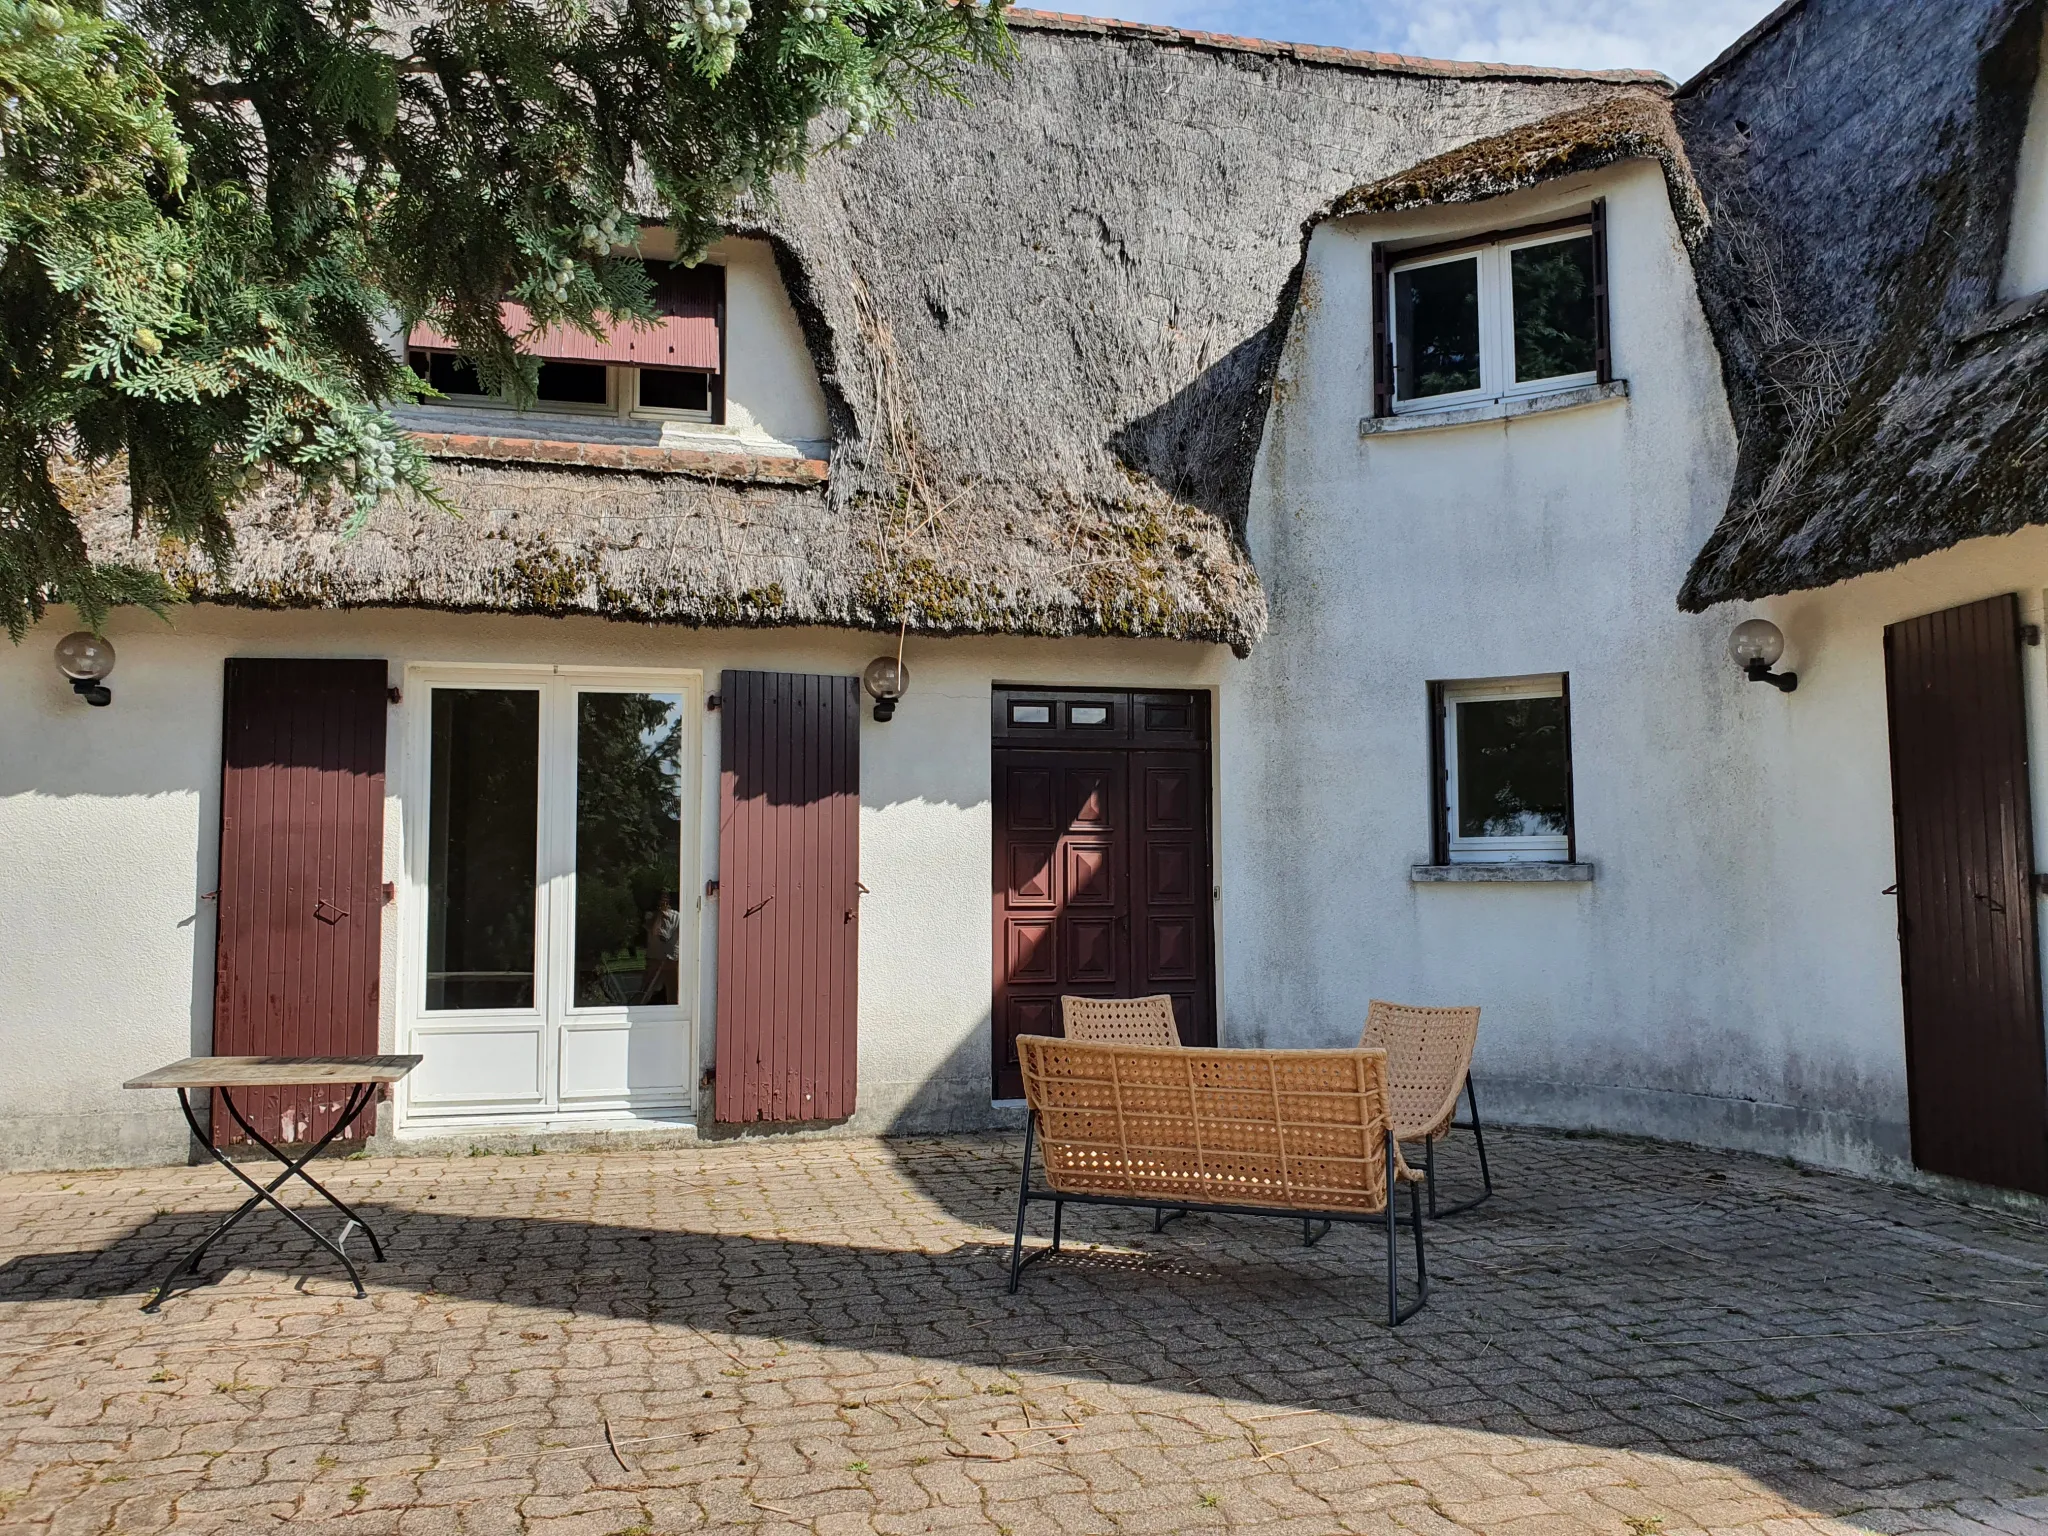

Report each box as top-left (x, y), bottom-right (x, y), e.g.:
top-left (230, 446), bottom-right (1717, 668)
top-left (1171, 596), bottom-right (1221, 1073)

top-left (1972, 889), bottom-right (2008, 915)
top-left (313, 898), bottom-right (349, 924)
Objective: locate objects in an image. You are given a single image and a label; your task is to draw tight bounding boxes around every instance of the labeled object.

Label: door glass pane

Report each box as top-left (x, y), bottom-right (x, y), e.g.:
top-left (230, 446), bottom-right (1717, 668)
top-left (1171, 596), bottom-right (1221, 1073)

top-left (1510, 235), bottom-right (1597, 382)
top-left (1394, 256), bottom-right (1481, 400)
top-left (1455, 696), bottom-right (1569, 838)
top-left (574, 692), bottom-right (685, 1007)
top-left (426, 690), bottom-right (539, 1010)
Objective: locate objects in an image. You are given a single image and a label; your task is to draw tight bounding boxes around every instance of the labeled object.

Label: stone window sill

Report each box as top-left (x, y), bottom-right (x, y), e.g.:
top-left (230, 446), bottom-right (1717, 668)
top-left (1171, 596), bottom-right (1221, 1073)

top-left (1410, 862), bottom-right (1596, 883)
top-left (407, 429), bottom-right (829, 487)
top-left (1360, 379), bottom-right (1629, 438)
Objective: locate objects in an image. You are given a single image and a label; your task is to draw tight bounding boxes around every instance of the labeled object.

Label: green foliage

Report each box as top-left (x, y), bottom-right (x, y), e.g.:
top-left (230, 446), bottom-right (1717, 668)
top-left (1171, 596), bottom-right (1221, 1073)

top-left (0, 0), bottom-right (1009, 638)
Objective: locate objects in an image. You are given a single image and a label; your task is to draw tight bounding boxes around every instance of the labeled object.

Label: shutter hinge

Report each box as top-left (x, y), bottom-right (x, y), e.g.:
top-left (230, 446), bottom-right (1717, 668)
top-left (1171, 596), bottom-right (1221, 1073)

top-left (706, 692), bottom-right (721, 711)
top-left (704, 878), bottom-right (720, 898)
top-left (2035, 873), bottom-right (2048, 896)
top-left (387, 686), bottom-right (402, 704)
top-left (383, 882), bottom-right (396, 905)
top-left (2021, 624), bottom-right (2041, 647)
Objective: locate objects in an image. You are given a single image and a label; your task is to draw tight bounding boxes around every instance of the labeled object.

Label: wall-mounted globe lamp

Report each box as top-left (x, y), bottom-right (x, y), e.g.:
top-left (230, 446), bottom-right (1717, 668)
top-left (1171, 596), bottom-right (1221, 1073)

top-left (861, 654), bottom-right (910, 722)
top-left (1729, 618), bottom-right (1796, 693)
top-left (54, 631), bottom-right (115, 707)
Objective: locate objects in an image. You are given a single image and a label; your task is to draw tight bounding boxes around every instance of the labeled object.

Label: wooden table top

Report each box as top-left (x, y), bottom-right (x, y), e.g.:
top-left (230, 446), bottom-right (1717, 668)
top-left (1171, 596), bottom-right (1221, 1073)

top-left (124, 1055), bottom-right (424, 1090)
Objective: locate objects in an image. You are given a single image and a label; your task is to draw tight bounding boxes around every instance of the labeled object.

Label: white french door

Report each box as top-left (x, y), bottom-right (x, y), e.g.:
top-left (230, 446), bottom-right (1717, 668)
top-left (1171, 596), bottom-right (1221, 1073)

top-left (399, 666), bottom-right (701, 1126)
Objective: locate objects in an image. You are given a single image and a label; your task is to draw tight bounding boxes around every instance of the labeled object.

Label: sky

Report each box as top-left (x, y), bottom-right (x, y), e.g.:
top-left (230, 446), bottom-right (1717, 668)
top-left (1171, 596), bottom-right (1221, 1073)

top-left (1051, 0), bottom-right (1789, 83)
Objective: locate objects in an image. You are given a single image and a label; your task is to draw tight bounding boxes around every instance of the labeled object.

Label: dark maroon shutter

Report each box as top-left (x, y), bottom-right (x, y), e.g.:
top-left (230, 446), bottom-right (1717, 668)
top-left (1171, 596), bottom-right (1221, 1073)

top-left (213, 659), bottom-right (389, 1144)
top-left (1590, 197), bottom-right (1612, 385)
top-left (1371, 242), bottom-right (1393, 418)
top-left (714, 670), bottom-right (860, 1123)
top-left (1884, 594), bottom-right (2048, 1195)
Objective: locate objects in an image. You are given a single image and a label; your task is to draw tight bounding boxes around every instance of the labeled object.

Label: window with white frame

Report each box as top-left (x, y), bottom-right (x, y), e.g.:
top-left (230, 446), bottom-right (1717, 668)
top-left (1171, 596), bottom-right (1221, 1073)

top-left (1431, 675), bottom-right (1574, 864)
top-left (1374, 205), bottom-right (1609, 416)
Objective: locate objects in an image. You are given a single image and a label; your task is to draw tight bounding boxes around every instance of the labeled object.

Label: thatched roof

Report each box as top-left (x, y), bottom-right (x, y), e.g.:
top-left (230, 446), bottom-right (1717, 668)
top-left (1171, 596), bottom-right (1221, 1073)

top-left (1674, 0), bottom-right (2048, 610)
top-left (85, 11), bottom-right (1660, 653)
top-left (1322, 91), bottom-right (1707, 247)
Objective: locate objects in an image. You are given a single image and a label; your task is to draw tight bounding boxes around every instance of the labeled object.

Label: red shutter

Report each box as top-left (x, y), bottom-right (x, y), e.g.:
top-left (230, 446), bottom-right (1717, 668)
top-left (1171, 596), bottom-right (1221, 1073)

top-left (407, 263), bottom-right (724, 371)
top-left (212, 659), bottom-right (389, 1144)
top-left (714, 671), bottom-right (861, 1123)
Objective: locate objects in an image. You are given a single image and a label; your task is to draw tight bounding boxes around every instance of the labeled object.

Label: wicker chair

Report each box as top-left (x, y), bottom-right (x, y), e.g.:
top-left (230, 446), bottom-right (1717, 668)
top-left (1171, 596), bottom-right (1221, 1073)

top-left (1060, 994), bottom-right (1181, 1046)
top-left (1358, 1000), bottom-right (1492, 1218)
top-left (1012, 1037), bottom-right (1429, 1323)
top-left (1060, 995), bottom-right (1185, 1229)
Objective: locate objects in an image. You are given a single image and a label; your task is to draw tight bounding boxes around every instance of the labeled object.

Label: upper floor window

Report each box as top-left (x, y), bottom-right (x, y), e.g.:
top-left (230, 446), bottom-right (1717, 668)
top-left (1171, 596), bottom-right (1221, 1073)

top-left (406, 260), bottom-right (725, 423)
top-left (1373, 204), bottom-right (1609, 417)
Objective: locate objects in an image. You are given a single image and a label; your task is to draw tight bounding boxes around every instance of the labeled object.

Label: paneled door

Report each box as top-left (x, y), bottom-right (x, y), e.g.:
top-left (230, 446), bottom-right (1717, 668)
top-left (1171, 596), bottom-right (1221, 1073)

top-left (1884, 594), bottom-right (2048, 1195)
top-left (213, 658), bottom-right (389, 1144)
top-left (991, 688), bottom-right (1214, 1100)
top-left (401, 668), bottom-right (699, 1126)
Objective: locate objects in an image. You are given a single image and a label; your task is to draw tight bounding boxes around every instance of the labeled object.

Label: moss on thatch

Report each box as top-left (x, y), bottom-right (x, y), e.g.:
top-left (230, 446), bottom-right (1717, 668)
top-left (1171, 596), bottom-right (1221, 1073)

top-left (1674, 0), bottom-right (2048, 609)
top-left (1323, 92), bottom-right (1708, 247)
top-left (87, 17), bottom-right (1659, 654)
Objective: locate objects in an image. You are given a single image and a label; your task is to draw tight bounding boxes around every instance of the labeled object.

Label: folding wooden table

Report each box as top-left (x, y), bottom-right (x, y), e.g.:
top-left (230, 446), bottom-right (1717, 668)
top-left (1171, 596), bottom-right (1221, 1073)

top-left (124, 1054), bottom-right (421, 1312)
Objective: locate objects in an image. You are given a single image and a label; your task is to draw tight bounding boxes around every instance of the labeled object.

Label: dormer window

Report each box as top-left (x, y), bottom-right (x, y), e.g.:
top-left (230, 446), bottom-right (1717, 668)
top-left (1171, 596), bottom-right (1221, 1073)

top-left (1373, 203), bottom-right (1610, 416)
top-left (407, 260), bottom-right (724, 422)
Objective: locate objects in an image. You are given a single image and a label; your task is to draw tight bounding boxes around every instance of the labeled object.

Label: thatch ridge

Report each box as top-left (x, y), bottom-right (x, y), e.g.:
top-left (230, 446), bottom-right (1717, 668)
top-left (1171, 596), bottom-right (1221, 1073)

top-left (88, 22), bottom-right (1658, 652)
top-left (1006, 9), bottom-right (1671, 87)
top-left (1674, 0), bottom-right (2046, 610)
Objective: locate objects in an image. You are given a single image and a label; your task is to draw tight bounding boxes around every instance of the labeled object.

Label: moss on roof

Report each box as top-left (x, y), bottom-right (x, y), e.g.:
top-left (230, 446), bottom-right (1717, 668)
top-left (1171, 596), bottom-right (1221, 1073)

top-left (1323, 91), bottom-right (1707, 248)
top-left (1674, 0), bottom-right (2048, 609)
top-left (86, 20), bottom-right (1654, 654)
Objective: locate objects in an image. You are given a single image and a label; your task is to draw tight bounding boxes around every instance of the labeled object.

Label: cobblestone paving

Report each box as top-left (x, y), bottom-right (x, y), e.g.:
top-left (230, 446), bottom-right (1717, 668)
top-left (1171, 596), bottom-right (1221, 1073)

top-left (0, 1130), bottom-right (2044, 1535)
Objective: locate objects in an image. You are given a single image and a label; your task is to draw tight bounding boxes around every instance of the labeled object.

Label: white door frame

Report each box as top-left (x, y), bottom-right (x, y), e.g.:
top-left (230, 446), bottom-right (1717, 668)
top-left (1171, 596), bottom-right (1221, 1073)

top-left (395, 662), bottom-right (705, 1132)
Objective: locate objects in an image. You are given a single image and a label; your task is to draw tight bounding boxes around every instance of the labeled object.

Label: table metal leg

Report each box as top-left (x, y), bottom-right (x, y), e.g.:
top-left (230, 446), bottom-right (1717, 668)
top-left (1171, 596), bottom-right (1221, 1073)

top-left (143, 1083), bottom-right (381, 1312)
top-left (218, 1089), bottom-right (388, 1261)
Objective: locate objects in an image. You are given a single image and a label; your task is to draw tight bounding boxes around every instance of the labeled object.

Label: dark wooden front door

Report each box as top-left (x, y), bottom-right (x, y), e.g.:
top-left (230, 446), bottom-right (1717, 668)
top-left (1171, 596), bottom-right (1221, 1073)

top-left (1883, 594), bottom-right (2048, 1195)
top-left (213, 658), bottom-right (390, 1144)
top-left (991, 688), bottom-right (1214, 1099)
top-left (713, 670), bottom-right (861, 1124)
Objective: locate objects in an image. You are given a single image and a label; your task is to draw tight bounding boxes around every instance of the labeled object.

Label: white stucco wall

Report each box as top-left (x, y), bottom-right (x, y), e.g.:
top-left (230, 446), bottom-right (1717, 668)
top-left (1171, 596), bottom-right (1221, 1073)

top-left (1229, 155), bottom-right (2048, 1176)
top-left (2003, 13), bottom-right (2048, 300)
top-left (0, 606), bottom-right (1224, 1169)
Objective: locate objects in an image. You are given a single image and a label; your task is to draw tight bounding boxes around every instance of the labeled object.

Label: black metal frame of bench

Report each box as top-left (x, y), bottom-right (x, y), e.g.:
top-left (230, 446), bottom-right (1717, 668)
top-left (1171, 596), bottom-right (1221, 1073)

top-left (1005, 1114), bottom-right (1430, 1325)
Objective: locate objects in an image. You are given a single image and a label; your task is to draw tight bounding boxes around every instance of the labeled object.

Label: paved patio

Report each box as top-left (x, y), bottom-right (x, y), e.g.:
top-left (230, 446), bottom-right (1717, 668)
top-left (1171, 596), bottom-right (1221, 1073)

top-left (0, 1130), bottom-right (2043, 1536)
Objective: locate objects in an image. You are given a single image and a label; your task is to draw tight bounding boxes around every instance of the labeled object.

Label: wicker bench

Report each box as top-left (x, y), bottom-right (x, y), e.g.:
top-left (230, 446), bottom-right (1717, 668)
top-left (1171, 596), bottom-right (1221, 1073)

top-left (1010, 1037), bottom-right (1429, 1324)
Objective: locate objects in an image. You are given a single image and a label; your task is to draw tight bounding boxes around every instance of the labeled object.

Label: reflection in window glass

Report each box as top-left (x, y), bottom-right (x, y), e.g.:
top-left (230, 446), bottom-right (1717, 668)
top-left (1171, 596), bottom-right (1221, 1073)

top-left (536, 361), bottom-right (608, 405)
top-left (638, 368), bottom-right (713, 413)
top-left (1510, 236), bottom-right (1597, 382)
top-left (426, 690), bottom-right (539, 1009)
top-left (1394, 257), bottom-right (1482, 400)
top-left (574, 693), bottom-right (684, 1007)
top-left (1455, 696), bottom-right (1569, 839)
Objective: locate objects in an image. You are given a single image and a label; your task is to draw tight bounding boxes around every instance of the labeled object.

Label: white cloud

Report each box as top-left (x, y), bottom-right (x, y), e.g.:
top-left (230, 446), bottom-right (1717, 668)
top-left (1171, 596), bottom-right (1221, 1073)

top-left (1065, 0), bottom-right (1785, 82)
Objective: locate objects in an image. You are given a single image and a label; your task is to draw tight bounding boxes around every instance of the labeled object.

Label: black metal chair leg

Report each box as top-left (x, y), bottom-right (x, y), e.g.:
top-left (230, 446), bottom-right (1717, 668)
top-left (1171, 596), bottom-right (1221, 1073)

top-left (1302, 1217), bottom-right (1331, 1247)
top-left (1395, 1176), bottom-right (1429, 1324)
top-left (1007, 1115), bottom-right (1036, 1294)
top-left (1051, 1198), bottom-right (1064, 1253)
top-left (1384, 1129), bottom-right (1399, 1327)
top-left (1467, 1076), bottom-right (1494, 1197)
top-left (1427, 1075), bottom-right (1496, 1220)
top-left (1424, 1133), bottom-right (1439, 1219)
